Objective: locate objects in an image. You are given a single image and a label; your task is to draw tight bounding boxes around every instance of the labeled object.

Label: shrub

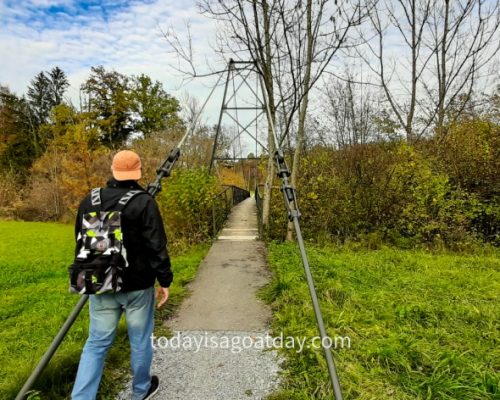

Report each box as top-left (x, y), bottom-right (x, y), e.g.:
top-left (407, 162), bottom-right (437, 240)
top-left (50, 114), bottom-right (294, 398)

top-left (0, 171), bottom-right (22, 218)
top-left (427, 118), bottom-right (500, 243)
top-left (156, 168), bottom-right (218, 251)
top-left (268, 138), bottom-right (498, 248)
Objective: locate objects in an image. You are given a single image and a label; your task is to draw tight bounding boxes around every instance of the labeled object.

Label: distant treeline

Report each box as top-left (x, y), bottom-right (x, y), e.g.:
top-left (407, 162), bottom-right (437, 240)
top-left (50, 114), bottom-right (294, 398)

top-left (0, 66), bottom-right (183, 176)
top-left (0, 66), bottom-right (222, 251)
top-left (1, 66), bottom-right (499, 250)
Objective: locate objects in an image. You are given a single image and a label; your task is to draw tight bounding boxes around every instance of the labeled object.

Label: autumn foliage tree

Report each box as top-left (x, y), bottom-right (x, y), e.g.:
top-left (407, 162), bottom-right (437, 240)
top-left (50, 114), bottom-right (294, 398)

top-left (21, 105), bottom-right (110, 220)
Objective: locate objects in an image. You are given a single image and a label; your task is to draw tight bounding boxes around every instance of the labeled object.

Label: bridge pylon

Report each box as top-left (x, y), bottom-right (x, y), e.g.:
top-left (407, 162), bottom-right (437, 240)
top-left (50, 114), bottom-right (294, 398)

top-left (209, 60), bottom-right (267, 175)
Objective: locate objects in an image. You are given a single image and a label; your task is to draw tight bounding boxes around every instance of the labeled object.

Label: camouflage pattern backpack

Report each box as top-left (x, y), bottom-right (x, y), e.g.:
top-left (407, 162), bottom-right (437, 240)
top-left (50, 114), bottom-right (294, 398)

top-left (69, 188), bottom-right (145, 295)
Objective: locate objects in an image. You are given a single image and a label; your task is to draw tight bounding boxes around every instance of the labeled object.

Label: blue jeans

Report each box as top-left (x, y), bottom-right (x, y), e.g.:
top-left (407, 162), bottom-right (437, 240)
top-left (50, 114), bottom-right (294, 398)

top-left (71, 287), bottom-right (155, 400)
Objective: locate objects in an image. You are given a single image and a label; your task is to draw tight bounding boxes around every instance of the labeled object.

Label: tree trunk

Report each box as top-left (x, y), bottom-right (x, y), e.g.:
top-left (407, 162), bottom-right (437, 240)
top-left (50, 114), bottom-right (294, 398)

top-left (286, 0), bottom-right (313, 241)
top-left (437, 0), bottom-right (450, 135)
top-left (406, 0), bottom-right (417, 144)
top-left (260, 0), bottom-right (276, 235)
top-left (262, 132), bottom-right (275, 235)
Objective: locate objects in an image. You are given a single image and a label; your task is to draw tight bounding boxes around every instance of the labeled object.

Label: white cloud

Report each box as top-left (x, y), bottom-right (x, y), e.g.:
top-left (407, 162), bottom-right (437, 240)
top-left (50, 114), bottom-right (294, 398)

top-left (24, 0), bottom-right (74, 8)
top-left (0, 0), bottom-right (226, 123)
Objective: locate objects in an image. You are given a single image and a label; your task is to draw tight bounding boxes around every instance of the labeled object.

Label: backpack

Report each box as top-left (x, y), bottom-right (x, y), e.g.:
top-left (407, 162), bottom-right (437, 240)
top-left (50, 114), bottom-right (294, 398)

top-left (69, 187), bottom-right (145, 295)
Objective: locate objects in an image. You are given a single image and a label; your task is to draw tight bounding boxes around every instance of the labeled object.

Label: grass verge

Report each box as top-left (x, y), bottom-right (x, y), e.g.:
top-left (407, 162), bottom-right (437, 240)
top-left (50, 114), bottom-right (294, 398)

top-left (0, 220), bottom-right (208, 399)
top-left (262, 242), bottom-right (500, 400)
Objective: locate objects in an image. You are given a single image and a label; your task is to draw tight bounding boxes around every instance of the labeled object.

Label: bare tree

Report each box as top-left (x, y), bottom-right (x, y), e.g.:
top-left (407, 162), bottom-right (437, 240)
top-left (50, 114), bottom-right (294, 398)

top-left (358, 0), bottom-right (500, 141)
top-left (425, 0), bottom-right (500, 135)
top-left (322, 74), bottom-right (380, 148)
top-left (269, 1), bottom-right (367, 239)
top-left (357, 0), bottom-right (433, 141)
top-left (192, 0), bottom-right (366, 237)
top-left (164, 1), bottom-right (278, 229)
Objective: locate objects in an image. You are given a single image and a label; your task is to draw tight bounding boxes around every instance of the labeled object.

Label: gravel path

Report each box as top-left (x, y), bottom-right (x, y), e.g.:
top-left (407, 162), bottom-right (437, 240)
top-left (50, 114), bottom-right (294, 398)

top-left (118, 331), bottom-right (282, 400)
top-left (118, 198), bottom-right (282, 399)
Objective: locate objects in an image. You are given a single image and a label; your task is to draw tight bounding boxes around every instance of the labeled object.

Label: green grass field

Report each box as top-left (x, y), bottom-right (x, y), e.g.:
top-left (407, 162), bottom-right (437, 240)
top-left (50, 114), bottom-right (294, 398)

top-left (263, 243), bottom-right (500, 400)
top-left (0, 220), bottom-right (208, 399)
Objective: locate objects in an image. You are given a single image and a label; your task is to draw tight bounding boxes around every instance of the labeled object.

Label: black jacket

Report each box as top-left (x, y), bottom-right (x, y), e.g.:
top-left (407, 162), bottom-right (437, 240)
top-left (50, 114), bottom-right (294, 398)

top-left (74, 178), bottom-right (173, 291)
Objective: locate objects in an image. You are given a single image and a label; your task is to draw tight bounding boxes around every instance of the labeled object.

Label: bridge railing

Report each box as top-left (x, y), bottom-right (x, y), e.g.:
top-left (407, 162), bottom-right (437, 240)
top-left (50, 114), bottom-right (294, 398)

top-left (211, 185), bottom-right (250, 237)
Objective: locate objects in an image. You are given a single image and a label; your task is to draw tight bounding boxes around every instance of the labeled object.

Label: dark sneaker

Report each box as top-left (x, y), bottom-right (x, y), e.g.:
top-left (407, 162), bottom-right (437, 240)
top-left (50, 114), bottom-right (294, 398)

top-left (142, 375), bottom-right (159, 400)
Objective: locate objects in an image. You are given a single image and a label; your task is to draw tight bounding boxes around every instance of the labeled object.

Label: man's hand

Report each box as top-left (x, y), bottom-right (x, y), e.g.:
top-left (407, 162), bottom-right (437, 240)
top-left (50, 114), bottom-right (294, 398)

top-left (156, 287), bottom-right (169, 309)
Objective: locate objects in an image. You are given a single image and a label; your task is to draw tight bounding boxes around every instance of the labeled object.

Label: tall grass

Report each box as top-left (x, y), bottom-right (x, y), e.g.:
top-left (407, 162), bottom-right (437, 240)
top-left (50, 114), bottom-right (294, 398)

top-left (263, 243), bottom-right (500, 399)
top-left (0, 220), bottom-right (208, 399)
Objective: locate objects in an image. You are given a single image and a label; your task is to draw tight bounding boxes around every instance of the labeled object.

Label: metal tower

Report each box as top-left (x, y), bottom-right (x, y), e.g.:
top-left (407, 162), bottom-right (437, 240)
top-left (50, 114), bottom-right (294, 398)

top-left (209, 60), bottom-right (267, 173)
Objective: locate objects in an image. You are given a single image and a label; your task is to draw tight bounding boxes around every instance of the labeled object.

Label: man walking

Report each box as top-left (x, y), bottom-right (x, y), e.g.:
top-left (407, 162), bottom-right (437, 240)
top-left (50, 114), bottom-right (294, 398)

top-left (71, 150), bottom-right (172, 400)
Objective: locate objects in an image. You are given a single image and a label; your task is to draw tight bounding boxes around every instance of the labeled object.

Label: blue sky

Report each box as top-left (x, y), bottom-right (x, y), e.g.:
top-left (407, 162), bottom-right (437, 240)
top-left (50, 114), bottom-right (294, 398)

top-left (0, 0), bottom-right (223, 120)
top-left (2, 0), bottom-right (147, 27)
top-left (1, 0), bottom-right (498, 137)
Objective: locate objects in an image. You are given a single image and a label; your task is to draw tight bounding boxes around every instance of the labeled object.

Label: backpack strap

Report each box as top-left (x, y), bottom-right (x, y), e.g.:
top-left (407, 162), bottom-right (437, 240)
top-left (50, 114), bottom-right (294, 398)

top-left (90, 188), bottom-right (102, 208)
top-left (116, 190), bottom-right (147, 212)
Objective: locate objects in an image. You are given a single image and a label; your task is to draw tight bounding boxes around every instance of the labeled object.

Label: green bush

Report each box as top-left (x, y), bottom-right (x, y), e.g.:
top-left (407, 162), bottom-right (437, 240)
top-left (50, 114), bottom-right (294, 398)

top-left (156, 168), bottom-right (218, 251)
top-left (428, 117), bottom-right (500, 244)
top-left (268, 132), bottom-right (499, 248)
